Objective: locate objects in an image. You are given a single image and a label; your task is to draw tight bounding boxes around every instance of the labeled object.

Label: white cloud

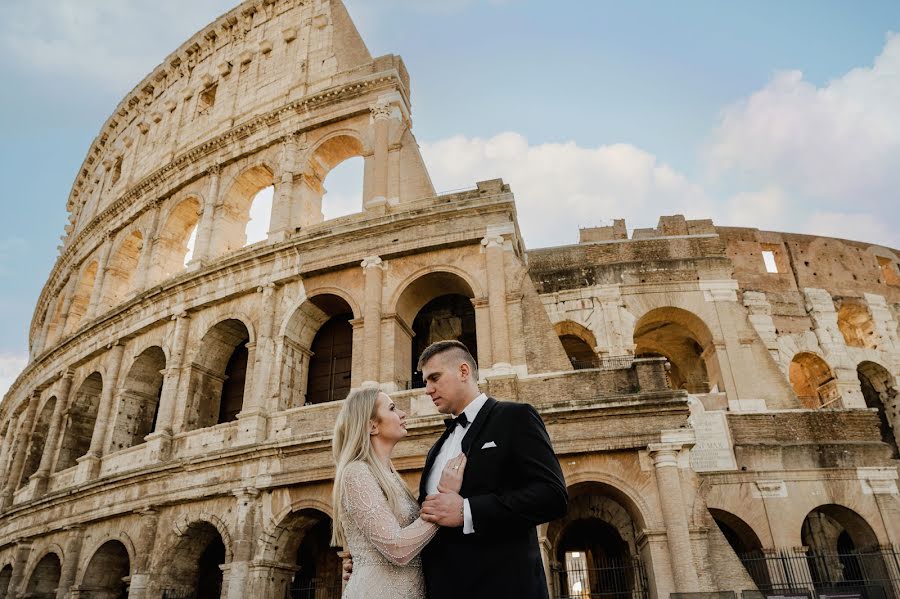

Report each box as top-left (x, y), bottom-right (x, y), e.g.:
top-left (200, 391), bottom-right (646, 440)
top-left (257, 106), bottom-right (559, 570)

top-left (421, 132), bottom-right (717, 248)
top-left (805, 212), bottom-right (897, 247)
top-left (707, 33), bottom-right (900, 211)
top-left (0, 353), bottom-right (28, 403)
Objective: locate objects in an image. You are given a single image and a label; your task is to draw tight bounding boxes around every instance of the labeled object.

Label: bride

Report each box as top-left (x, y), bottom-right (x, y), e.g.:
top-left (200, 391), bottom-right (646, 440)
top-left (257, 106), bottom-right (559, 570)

top-left (331, 387), bottom-right (466, 599)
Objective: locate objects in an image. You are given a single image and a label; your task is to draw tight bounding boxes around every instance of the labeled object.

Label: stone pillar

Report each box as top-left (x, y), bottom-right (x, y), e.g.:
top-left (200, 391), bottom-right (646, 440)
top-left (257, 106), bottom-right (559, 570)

top-left (191, 164), bottom-right (221, 266)
top-left (128, 508), bottom-right (160, 599)
top-left (0, 424), bottom-right (13, 492)
top-left (295, 170), bottom-right (325, 228)
top-left (147, 312), bottom-right (191, 460)
top-left (638, 530), bottom-right (676, 599)
top-left (55, 277), bottom-right (78, 341)
top-left (86, 236), bottom-right (114, 319)
top-left (269, 135), bottom-right (299, 241)
top-left (32, 370), bottom-right (75, 495)
top-left (225, 487), bottom-right (260, 599)
top-left (365, 102), bottom-right (392, 209)
top-left (481, 234), bottom-right (512, 370)
top-left (56, 526), bottom-right (85, 599)
top-left (7, 540), bottom-right (32, 599)
top-left (238, 284), bottom-right (277, 444)
top-left (132, 201), bottom-right (162, 293)
top-left (1, 393), bottom-right (39, 510)
top-left (472, 298), bottom-right (493, 372)
top-left (77, 343), bottom-right (125, 481)
top-left (648, 442), bottom-right (700, 593)
top-left (361, 256), bottom-right (386, 386)
top-left (245, 561), bottom-right (298, 599)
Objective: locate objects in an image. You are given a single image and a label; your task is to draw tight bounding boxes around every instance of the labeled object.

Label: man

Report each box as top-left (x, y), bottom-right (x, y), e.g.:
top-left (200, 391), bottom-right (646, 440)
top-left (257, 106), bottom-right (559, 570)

top-left (416, 340), bottom-right (568, 598)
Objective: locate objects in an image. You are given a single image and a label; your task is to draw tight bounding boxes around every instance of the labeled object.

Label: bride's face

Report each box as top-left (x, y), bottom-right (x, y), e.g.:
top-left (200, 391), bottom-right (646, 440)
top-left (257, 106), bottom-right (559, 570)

top-left (371, 392), bottom-right (407, 443)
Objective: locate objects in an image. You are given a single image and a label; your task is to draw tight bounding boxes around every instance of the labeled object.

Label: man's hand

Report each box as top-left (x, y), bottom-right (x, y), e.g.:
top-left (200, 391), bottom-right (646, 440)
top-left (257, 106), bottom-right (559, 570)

top-left (421, 492), bottom-right (464, 527)
top-left (338, 550), bottom-right (353, 581)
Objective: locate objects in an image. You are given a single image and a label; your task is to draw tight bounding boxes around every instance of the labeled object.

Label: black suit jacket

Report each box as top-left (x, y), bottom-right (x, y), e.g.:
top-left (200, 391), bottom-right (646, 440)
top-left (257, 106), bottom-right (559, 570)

top-left (418, 398), bottom-right (568, 599)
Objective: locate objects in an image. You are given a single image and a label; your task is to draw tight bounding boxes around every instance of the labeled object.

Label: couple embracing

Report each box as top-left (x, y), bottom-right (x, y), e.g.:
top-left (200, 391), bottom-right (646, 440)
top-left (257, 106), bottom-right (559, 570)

top-left (330, 340), bottom-right (568, 599)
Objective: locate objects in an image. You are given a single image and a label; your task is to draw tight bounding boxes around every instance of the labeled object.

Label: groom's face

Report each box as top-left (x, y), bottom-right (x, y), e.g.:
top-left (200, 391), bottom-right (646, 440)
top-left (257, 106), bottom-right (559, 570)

top-left (422, 352), bottom-right (467, 416)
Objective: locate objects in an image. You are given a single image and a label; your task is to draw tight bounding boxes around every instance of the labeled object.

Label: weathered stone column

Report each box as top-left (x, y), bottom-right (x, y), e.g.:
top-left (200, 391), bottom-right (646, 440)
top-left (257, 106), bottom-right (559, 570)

top-left (1, 393), bottom-right (39, 510)
top-left (269, 135), bottom-right (299, 241)
top-left (56, 526), bottom-right (85, 599)
top-left (55, 277), bottom-right (78, 341)
top-left (132, 201), bottom-right (162, 292)
top-left (32, 370), bottom-right (74, 495)
top-left (648, 442), bottom-right (700, 593)
top-left (147, 312), bottom-right (191, 460)
top-left (472, 298), bottom-right (493, 373)
top-left (86, 236), bottom-right (114, 319)
top-left (7, 540), bottom-right (32, 599)
top-left (365, 102), bottom-right (392, 209)
top-left (77, 342), bottom-right (125, 481)
top-left (225, 487), bottom-right (260, 599)
top-left (128, 508), bottom-right (160, 599)
top-left (239, 284), bottom-right (277, 444)
top-left (295, 170), bottom-right (325, 228)
top-left (481, 234), bottom-right (512, 370)
top-left (361, 256), bottom-right (385, 386)
top-left (191, 164), bottom-right (221, 266)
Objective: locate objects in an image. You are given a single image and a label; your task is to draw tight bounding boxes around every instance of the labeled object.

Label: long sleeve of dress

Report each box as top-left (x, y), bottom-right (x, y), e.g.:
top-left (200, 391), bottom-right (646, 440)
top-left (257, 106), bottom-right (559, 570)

top-left (341, 462), bottom-right (439, 566)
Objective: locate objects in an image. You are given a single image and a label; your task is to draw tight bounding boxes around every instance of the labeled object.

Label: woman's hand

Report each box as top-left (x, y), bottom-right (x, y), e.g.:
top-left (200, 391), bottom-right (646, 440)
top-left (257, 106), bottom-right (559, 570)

top-left (437, 453), bottom-right (467, 494)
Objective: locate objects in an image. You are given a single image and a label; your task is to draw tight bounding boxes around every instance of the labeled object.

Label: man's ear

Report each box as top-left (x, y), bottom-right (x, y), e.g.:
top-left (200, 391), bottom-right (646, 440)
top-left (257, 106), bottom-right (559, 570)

top-left (459, 361), bottom-right (470, 381)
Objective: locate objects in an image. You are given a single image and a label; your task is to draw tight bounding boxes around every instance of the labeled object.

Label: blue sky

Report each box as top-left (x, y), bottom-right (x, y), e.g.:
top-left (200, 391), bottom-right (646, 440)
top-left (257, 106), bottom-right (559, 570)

top-left (1, 0), bottom-right (899, 395)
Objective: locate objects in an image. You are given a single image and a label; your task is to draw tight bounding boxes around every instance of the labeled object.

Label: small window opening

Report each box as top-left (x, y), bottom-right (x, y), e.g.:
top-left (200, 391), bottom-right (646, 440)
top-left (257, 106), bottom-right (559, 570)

top-left (762, 250), bottom-right (778, 273)
top-left (198, 85), bottom-right (217, 115)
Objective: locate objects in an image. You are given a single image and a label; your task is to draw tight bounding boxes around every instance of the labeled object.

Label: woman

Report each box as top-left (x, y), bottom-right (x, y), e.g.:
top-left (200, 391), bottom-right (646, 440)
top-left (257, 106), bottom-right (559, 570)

top-left (331, 387), bottom-right (466, 599)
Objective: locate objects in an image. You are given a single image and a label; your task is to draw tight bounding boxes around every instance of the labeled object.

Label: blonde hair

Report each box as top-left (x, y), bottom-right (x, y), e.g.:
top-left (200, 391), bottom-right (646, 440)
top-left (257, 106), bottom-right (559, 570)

top-left (331, 387), bottom-right (416, 547)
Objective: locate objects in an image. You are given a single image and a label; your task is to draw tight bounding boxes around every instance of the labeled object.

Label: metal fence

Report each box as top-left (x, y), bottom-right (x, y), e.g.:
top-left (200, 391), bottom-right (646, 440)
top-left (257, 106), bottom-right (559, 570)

top-left (737, 547), bottom-right (900, 599)
top-left (554, 557), bottom-right (650, 599)
top-left (285, 579), bottom-right (344, 599)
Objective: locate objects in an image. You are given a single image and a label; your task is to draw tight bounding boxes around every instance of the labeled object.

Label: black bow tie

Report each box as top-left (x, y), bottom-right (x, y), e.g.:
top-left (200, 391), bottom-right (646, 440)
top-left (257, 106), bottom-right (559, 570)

top-left (444, 412), bottom-right (469, 430)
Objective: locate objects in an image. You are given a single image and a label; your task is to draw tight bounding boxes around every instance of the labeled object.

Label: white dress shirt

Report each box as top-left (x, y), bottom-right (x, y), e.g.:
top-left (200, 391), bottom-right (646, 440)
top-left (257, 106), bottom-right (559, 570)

top-left (424, 392), bottom-right (488, 534)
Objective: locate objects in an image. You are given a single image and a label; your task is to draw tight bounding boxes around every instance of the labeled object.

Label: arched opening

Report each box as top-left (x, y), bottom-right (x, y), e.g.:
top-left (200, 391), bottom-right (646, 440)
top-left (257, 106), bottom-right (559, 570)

top-left (395, 272), bottom-right (477, 389)
top-left (64, 260), bottom-right (98, 334)
top-left (109, 347), bottom-right (166, 452)
top-left (0, 564), bottom-right (13, 599)
top-left (81, 540), bottom-right (130, 599)
top-left (184, 320), bottom-right (250, 431)
top-left (24, 552), bottom-right (61, 599)
top-left (151, 197), bottom-right (201, 284)
top-left (159, 521), bottom-right (227, 599)
top-left (547, 483), bottom-right (649, 599)
top-left (282, 294), bottom-right (355, 408)
top-left (102, 229), bottom-right (143, 308)
top-left (321, 156), bottom-right (364, 221)
top-left (55, 372), bottom-right (103, 472)
top-left (709, 508), bottom-right (770, 590)
top-left (216, 165), bottom-right (275, 256)
top-left (801, 505), bottom-right (891, 595)
top-left (18, 397), bottom-right (57, 489)
top-left (271, 510), bottom-right (343, 599)
top-left (633, 307), bottom-right (717, 394)
top-left (789, 353), bottom-right (838, 409)
top-left (837, 301), bottom-right (878, 349)
top-left (857, 362), bottom-right (899, 458)
top-left (244, 185), bottom-right (274, 246)
top-left (555, 321), bottom-right (599, 369)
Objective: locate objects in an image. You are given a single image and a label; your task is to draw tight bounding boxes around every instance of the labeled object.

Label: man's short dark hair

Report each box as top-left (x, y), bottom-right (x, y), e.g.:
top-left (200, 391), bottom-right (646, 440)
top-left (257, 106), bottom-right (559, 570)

top-left (417, 340), bottom-right (479, 379)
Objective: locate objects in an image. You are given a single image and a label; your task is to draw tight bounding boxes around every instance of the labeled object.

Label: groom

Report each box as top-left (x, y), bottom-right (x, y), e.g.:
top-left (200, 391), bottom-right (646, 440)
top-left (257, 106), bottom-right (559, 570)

top-left (417, 340), bottom-right (568, 599)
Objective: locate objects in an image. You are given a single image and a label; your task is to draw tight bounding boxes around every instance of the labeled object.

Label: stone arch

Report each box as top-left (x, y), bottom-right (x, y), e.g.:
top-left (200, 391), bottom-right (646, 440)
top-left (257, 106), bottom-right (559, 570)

top-left (78, 538), bottom-right (132, 598)
top-left (0, 563), bottom-right (12, 599)
top-left (389, 266), bottom-right (484, 319)
top-left (632, 306), bottom-right (718, 394)
top-left (392, 269), bottom-right (479, 388)
top-left (280, 293), bottom-right (355, 408)
top-left (23, 550), bottom-right (62, 599)
top-left (215, 163), bottom-right (276, 256)
top-left (102, 228), bottom-right (144, 309)
top-left (265, 507), bottom-right (342, 599)
top-left (18, 395), bottom-right (57, 489)
top-left (157, 517), bottom-right (232, 599)
top-left (837, 300), bottom-right (878, 349)
top-left (64, 260), bottom-right (99, 334)
top-left (151, 195), bottom-right (202, 285)
top-left (708, 508), bottom-right (770, 589)
top-left (555, 320), bottom-right (599, 369)
top-left (109, 346), bottom-right (167, 452)
top-left (55, 371), bottom-right (103, 472)
top-left (857, 361), bottom-right (899, 457)
top-left (183, 318), bottom-right (252, 431)
top-left (789, 352), bottom-right (838, 409)
top-left (303, 131), bottom-right (368, 223)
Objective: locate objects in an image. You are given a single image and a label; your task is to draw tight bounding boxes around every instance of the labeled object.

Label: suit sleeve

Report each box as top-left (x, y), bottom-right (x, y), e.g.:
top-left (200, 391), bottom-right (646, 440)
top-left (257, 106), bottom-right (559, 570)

top-left (467, 404), bottom-right (568, 536)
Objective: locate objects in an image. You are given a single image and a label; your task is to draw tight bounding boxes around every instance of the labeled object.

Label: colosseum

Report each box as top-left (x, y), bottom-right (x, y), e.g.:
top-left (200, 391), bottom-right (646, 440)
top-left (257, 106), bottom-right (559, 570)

top-left (1, 1), bottom-right (898, 598)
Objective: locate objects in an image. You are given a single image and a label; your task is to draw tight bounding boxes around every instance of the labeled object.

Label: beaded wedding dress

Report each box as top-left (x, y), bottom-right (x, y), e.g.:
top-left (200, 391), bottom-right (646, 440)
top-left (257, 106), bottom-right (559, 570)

top-left (340, 461), bottom-right (439, 599)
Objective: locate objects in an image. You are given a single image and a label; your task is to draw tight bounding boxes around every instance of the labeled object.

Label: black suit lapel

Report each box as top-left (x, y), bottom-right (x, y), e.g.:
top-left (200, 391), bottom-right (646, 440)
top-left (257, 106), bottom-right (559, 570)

top-left (461, 397), bottom-right (497, 455)
top-left (419, 423), bottom-right (455, 502)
